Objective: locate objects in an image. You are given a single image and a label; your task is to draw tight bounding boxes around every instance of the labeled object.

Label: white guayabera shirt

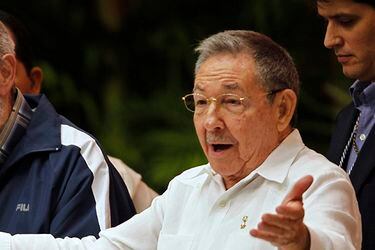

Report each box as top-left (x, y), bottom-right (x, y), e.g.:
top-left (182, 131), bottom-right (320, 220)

top-left (0, 130), bottom-right (361, 250)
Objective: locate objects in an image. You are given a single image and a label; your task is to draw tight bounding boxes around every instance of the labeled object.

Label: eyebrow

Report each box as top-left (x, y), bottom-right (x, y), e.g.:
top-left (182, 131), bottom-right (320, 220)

top-left (193, 82), bottom-right (243, 92)
top-left (193, 84), bottom-right (204, 92)
top-left (222, 82), bottom-right (241, 90)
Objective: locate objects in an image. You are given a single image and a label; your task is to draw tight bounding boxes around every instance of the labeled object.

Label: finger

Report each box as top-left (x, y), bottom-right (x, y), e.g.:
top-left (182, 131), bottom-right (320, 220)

top-left (282, 175), bottom-right (313, 204)
top-left (276, 202), bottom-right (304, 220)
top-left (257, 222), bottom-right (287, 235)
top-left (261, 213), bottom-right (297, 230)
top-left (257, 219), bottom-right (289, 235)
top-left (250, 228), bottom-right (278, 243)
top-left (250, 229), bottom-right (288, 246)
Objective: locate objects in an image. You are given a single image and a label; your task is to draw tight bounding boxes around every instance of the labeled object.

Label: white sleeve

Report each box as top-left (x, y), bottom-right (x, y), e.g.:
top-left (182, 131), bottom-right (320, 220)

top-left (0, 192), bottom-right (166, 250)
top-left (97, 192), bottom-right (165, 249)
top-left (304, 171), bottom-right (361, 250)
top-left (0, 232), bottom-right (98, 250)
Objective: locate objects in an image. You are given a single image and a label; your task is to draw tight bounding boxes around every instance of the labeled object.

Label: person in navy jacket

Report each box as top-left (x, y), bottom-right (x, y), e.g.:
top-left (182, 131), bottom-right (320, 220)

top-left (0, 17), bottom-right (135, 238)
top-left (316, 0), bottom-right (375, 249)
top-left (0, 9), bottom-right (157, 214)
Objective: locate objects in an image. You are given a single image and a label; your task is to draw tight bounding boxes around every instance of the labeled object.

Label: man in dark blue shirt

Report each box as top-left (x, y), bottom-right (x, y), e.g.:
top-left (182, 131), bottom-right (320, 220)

top-left (316, 1), bottom-right (375, 249)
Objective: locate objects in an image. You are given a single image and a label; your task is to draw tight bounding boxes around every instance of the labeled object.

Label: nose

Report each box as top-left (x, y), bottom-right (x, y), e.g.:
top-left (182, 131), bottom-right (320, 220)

top-left (202, 103), bottom-right (224, 131)
top-left (323, 22), bottom-right (343, 49)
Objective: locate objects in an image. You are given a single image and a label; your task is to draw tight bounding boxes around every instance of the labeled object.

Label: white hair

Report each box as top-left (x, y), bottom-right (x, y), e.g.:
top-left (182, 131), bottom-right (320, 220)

top-left (0, 21), bottom-right (15, 58)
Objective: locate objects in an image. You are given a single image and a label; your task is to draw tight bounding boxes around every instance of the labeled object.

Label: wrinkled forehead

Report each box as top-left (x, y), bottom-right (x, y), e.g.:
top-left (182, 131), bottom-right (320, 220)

top-left (193, 52), bottom-right (260, 93)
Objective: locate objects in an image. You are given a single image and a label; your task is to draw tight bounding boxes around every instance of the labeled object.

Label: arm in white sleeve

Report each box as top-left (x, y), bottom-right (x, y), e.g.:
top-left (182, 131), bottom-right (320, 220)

top-left (0, 192), bottom-right (166, 250)
top-left (304, 172), bottom-right (361, 250)
top-left (0, 232), bottom-right (97, 250)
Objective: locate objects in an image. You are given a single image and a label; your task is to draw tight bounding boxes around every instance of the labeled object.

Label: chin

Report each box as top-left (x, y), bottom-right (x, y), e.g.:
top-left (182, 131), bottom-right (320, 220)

top-left (342, 63), bottom-right (369, 81)
top-left (210, 161), bottom-right (231, 173)
top-left (343, 68), bottom-right (361, 80)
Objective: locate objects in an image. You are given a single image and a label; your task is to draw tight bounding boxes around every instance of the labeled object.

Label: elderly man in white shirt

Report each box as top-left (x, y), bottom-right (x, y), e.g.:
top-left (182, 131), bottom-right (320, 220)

top-left (0, 29), bottom-right (361, 249)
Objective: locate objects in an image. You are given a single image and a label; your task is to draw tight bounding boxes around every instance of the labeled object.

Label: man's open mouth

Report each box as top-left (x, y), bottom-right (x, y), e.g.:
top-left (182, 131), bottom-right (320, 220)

top-left (212, 144), bottom-right (233, 152)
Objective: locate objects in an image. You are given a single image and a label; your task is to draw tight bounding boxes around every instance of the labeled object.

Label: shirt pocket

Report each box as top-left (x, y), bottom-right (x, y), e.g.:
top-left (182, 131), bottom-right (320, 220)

top-left (157, 233), bottom-right (193, 250)
top-left (224, 232), bottom-right (275, 250)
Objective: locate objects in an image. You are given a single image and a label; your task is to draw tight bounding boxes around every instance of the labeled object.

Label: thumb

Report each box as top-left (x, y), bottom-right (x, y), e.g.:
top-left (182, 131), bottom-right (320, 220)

top-left (282, 175), bottom-right (313, 204)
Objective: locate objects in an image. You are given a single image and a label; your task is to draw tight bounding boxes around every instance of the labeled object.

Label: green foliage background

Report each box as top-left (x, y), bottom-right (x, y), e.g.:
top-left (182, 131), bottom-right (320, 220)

top-left (2, 0), bottom-right (352, 193)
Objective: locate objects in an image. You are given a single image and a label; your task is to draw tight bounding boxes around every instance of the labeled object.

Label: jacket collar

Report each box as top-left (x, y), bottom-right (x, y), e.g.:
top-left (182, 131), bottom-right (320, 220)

top-left (0, 94), bottom-right (61, 175)
top-left (327, 104), bottom-right (359, 165)
top-left (0, 88), bottom-right (33, 164)
top-left (350, 125), bottom-right (375, 193)
top-left (332, 103), bottom-right (375, 194)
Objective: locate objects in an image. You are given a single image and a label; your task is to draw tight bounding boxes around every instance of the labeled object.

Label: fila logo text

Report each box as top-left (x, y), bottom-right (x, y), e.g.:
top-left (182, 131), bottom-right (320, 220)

top-left (16, 203), bottom-right (30, 212)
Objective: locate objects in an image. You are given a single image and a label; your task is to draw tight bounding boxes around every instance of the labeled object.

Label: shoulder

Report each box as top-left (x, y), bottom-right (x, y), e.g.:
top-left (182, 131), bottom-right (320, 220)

top-left (58, 116), bottom-right (104, 154)
top-left (174, 164), bottom-right (209, 180)
top-left (153, 164), bottom-right (208, 209)
top-left (288, 147), bottom-right (355, 199)
top-left (60, 121), bottom-right (97, 147)
top-left (287, 147), bottom-right (358, 221)
top-left (291, 146), bottom-right (350, 184)
top-left (166, 164), bottom-right (209, 190)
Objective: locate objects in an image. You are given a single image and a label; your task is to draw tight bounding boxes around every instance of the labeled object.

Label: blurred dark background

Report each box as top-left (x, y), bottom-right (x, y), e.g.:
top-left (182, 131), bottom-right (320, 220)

top-left (1, 0), bottom-right (352, 193)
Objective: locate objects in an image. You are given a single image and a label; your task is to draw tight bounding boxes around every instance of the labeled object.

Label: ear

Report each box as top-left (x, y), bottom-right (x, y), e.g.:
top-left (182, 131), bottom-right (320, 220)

top-left (0, 54), bottom-right (16, 96)
top-left (29, 66), bottom-right (43, 94)
top-left (273, 89), bottom-right (297, 132)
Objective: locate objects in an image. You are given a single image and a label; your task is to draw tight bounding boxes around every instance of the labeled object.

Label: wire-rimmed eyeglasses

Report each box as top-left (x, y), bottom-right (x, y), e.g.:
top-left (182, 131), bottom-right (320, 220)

top-left (181, 88), bottom-right (286, 115)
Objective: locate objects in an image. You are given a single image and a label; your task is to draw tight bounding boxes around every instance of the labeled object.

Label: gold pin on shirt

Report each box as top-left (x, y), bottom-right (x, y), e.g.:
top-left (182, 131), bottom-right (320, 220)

top-left (240, 215), bottom-right (248, 229)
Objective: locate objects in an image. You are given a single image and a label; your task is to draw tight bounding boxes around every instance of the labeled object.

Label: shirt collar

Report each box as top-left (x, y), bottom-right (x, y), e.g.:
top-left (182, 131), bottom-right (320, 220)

top-left (252, 129), bottom-right (305, 184)
top-left (350, 80), bottom-right (375, 108)
top-left (186, 164), bottom-right (216, 179)
top-left (0, 88), bottom-right (33, 164)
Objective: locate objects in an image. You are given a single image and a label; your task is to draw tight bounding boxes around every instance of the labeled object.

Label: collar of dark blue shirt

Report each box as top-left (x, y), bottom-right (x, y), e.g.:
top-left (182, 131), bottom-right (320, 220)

top-left (350, 80), bottom-right (375, 108)
top-left (0, 88), bottom-right (33, 164)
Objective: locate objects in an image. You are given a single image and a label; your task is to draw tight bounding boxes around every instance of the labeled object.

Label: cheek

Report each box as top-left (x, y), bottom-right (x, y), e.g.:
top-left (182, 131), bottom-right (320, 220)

top-left (349, 27), bottom-right (374, 55)
top-left (237, 122), bottom-right (261, 151)
top-left (363, 35), bottom-right (375, 62)
top-left (193, 118), bottom-right (206, 147)
top-left (230, 116), bottom-right (257, 155)
top-left (235, 112), bottom-right (276, 159)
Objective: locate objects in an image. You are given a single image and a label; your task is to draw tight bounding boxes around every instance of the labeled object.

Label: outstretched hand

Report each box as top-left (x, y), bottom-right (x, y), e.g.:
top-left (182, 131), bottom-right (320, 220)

top-left (250, 175), bottom-right (313, 250)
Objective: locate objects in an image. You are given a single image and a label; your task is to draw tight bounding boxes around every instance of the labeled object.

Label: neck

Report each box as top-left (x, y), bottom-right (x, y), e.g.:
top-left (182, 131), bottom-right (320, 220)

top-left (0, 91), bottom-right (15, 132)
top-left (279, 127), bottom-right (293, 143)
top-left (222, 128), bottom-right (294, 190)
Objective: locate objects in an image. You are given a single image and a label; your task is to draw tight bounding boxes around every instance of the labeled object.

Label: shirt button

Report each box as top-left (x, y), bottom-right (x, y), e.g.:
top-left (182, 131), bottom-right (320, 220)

top-left (219, 201), bottom-right (227, 207)
top-left (359, 134), bottom-right (366, 141)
